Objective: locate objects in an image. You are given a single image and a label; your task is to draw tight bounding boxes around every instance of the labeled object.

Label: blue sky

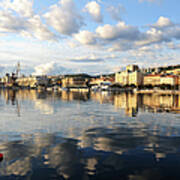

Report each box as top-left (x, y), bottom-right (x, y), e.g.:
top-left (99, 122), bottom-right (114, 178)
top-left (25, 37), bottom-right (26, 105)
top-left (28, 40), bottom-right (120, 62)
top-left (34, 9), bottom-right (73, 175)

top-left (0, 0), bottom-right (180, 75)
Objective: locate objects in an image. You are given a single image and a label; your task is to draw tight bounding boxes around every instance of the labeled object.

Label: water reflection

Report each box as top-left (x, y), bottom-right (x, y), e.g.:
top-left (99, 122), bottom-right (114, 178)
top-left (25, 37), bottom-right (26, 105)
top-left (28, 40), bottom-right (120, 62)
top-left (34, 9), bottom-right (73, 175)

top-left (114, 93), bottom-right (140, 117)
top-left (1, 89), bottom-right (179, 117)
top-left (0, 127), bottom-right (180, 179)
top-left (142, 94), bottom-right (180, 113)
top-left (0, 89), bottom-right (180, 179)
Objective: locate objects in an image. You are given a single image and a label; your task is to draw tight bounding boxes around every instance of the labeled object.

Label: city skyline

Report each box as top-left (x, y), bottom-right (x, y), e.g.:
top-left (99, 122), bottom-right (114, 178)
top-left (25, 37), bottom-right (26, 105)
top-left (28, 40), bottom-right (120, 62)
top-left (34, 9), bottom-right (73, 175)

top-left (0, 0), bottom-right (180, 75)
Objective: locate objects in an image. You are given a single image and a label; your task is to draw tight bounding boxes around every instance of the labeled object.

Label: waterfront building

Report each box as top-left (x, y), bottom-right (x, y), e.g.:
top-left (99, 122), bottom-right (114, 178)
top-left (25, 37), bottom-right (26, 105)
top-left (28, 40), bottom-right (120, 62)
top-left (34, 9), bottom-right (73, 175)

top-left (164, 66), bottom-right (180, 75)
top-left (1, 73), bottom-right (11, 84)
top-left (16, 76), bottom-right (49, 88)
top-left (143, 64), bottom-right (180, 75)
top-left (115, 71), bottom-right (128, 85)
top-left (143, 74), bottom-right (179, 88)
top-left (47, 75), bottom-right (62, 86)
top-left (178, 76), bottom-right (180, 89)
top-left (143, 74), bottom-right (161, 86)
top-left (1, 73), bottom-right (17, 88)
top-left (61, 77), bottom-right (89, 88)
top-left (160, 75), bottom-right (178, 86)
top-left (90, 76), bottom-right (114, 91)
top-left (115, 65), bottom-right (143, 86)
top-left (90, 76), bottom-right (114, 86)
top-left (126, 64), bottom-right (139, 72)
top-left (128, 71), bottom-right (143, 86)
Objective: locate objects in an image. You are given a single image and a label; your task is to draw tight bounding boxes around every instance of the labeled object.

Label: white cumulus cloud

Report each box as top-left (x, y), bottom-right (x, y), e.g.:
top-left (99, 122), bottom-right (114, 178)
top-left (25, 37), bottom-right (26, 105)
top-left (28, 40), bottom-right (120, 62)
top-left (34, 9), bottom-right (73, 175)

top-left (26, 15), bottom-right (56, 41)
top-left (152, 16), bottom-right (174, 29)
top-left (84, 1), bottom-right (103, 23)
top-left (74, 30), bottom-right (96, 45)
top-left (96, 21), bottom-right (140, 41)
top-left (0, 10), bottom-right (56, 41)
top-left (44, 0), bottom-right (84, 35)
top-left (33, 62), bottom-right (55, 75)
top-left (135, 28), bottom-right (165, 46)
top-left (73, 16), bottom-right (180, 54)
top-left (0, 0), bottom-right (33, 18)
top-left (33, 62), bottom-right (71, 75)
top-left (0, 11), bottom-right (27, 33)
top-left (0, 0), bottom-right (57, 41)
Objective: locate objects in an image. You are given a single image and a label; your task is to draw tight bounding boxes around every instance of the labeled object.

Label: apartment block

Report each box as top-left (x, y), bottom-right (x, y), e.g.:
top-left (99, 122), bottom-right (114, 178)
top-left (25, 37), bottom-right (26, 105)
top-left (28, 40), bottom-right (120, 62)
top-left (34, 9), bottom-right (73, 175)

top-left (115, 65), bottom-right (143, 86)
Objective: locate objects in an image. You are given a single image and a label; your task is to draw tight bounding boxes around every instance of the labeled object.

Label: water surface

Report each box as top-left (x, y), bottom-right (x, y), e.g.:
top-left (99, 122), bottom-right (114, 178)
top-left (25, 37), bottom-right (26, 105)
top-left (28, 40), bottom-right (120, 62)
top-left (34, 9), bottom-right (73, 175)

top-left (0, 90), bottom-right (180, 179)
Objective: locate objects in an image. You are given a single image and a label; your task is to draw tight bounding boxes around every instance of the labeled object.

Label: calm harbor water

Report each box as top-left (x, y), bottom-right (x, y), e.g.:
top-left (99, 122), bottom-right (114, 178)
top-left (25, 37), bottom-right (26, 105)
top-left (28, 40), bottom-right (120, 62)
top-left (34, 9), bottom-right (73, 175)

top-left (0, 89), bottom-right (180, 180)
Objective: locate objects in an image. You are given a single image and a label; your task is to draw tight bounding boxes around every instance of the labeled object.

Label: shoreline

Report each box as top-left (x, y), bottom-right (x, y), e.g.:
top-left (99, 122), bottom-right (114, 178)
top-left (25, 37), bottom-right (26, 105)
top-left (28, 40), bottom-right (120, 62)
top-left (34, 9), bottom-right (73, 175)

top-left (135, 89), bottom-right (180, 94)
top-left (0, 86), bottom-right (180, 95)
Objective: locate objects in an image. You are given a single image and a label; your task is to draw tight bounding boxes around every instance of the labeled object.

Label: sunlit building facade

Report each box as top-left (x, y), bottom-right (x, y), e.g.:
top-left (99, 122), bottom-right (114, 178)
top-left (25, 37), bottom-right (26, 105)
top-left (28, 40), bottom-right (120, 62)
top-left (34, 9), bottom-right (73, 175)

top-left (61, 77), bottom-right (89, 88)
top-left (143, 75), bottom-right (161, 86)
top-left (115, 65), bottom-right (143, 86)
top-left (16, 76), bottom-right (49, 88)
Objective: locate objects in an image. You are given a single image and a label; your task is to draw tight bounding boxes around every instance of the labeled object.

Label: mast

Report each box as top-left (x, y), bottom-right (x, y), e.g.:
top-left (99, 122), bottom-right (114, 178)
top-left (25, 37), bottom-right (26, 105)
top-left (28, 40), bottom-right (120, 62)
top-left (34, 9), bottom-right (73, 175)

top-left (16, 62), bottom-right (20, 77)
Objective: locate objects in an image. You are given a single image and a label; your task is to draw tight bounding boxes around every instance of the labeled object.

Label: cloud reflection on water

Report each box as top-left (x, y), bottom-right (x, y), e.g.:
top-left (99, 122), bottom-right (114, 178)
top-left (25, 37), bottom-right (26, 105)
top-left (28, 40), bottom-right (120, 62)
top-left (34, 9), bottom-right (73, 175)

top-left (0, 126), bottom-right (180, 179)
top-left (0, 90), bottom-right (180, 179)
